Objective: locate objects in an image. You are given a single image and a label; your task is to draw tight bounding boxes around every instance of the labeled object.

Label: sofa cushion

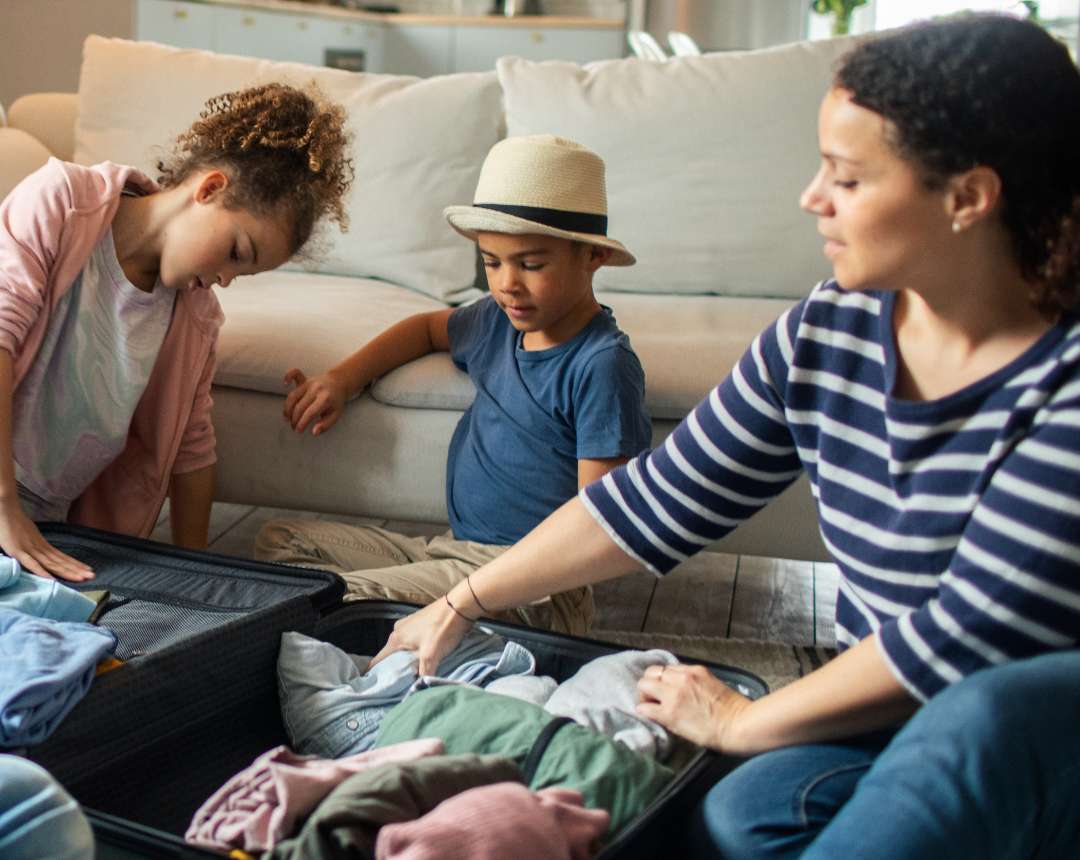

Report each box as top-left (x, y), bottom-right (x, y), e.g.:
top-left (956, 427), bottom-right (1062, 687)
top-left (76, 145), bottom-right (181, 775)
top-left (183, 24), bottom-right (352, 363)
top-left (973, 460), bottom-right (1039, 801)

top-left (0, 128), bottom-right (51, 202)
top-left (213, 270), bottom-right (448, 394)
top-left (74, 36), bottom-right (500, 303)
top-left (596, 291), bottom-right (796, 419)
top-left (213, 272), bottom-right (796, 421)
top-left (496, 36), bottom-right (857, 301)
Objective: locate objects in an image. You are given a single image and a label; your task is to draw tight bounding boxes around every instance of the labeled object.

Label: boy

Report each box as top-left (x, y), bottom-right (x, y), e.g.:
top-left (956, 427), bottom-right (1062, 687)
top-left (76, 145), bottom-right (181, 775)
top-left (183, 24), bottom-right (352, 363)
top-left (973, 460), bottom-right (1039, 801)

top-left (255, 135), bottom-right (650, 635)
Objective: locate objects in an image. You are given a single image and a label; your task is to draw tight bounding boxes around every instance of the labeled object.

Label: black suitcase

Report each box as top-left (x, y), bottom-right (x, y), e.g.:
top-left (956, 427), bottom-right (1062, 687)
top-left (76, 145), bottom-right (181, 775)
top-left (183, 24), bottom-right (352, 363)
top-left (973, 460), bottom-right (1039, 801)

top-left (20, 523), bottom-right (768, 859)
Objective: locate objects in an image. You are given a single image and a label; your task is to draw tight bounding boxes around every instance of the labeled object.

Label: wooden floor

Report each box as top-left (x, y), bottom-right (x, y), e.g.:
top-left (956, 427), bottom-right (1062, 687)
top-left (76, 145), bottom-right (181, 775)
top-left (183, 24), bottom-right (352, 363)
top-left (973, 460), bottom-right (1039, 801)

top-left (152, 502), bottom-right (839, 649)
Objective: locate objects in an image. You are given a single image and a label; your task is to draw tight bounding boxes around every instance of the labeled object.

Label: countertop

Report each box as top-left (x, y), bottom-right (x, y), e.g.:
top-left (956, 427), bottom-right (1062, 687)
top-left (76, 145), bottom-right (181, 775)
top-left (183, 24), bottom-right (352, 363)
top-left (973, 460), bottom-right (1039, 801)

top-left (183, 0), bottom-right (624, 28)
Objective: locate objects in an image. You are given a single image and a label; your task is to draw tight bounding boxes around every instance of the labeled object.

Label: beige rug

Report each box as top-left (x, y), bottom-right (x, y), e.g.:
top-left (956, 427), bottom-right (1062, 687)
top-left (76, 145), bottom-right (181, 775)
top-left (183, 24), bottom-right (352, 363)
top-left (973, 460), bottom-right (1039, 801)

top-left (589, 628), bottom-right (835, 694)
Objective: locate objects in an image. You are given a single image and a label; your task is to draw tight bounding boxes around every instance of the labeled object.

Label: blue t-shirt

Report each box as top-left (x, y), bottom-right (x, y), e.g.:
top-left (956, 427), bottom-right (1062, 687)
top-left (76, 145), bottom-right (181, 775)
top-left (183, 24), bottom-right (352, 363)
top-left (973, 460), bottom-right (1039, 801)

top-left (446, 296), bottom-right (650, 546)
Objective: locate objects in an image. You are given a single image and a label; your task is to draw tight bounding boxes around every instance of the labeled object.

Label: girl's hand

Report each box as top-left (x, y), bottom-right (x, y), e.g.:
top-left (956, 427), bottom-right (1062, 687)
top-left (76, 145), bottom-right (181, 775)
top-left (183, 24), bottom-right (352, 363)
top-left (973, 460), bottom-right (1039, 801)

top-left (0, 497), bottom-right (94, 581)
top-left (368, 595), bottom-right (474, 677)
top-left (636, 663), bottom-right (753, 753)
top-left (282, 368), bottom-right (348, 436)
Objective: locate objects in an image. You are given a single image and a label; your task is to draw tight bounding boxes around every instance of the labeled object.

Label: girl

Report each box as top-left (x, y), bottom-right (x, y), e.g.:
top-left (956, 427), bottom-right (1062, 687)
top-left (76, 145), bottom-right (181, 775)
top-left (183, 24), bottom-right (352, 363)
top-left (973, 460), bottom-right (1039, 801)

top-left (370, 14), bottom-right (1080, 858)
top-left (0, 83), bottom-right (353, 581)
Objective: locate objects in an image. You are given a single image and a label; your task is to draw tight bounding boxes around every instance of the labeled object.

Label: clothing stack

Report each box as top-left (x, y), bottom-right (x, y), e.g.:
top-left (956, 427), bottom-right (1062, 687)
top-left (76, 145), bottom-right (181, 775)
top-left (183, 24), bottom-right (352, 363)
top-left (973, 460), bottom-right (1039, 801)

top-left (0, 555), bottom-right (118, 860)
top-left (0, 556), bottom-right (116, 749)
top-left (185, 629), bottom-right (684, 858)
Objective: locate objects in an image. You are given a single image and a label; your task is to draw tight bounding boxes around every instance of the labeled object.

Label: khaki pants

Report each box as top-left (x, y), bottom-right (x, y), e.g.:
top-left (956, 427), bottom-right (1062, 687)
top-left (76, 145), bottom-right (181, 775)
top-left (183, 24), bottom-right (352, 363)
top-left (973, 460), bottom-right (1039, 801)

top-left (254, 519), bottom-right (594, 636)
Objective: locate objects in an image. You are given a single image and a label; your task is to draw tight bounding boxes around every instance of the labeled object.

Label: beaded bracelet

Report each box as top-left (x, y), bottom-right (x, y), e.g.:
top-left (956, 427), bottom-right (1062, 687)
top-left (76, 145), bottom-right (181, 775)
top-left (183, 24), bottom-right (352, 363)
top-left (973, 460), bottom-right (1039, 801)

top-left (444, 593), bottom-right (476, 623)
top-left (465, 575), bottom-right (490, 614)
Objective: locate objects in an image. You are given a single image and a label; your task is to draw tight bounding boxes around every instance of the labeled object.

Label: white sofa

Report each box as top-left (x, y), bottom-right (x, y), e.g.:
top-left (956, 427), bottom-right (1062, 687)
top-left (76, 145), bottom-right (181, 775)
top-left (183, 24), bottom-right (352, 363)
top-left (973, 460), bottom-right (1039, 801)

top-left (0, 33), bottom-right (861, 563)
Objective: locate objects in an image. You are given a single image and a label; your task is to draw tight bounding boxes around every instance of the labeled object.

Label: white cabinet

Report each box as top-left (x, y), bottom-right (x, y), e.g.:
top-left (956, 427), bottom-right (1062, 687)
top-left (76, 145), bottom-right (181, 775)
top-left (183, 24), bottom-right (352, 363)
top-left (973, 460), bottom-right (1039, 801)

top-left (214, 6), bottom-right (326, 64)
top-left (319, 19), bottom-right (386, 74)
top-left (134, 1), bottom-right (623, 76)
top-left (382, 25), bottom-right (453, 77)
top-left (135, 0), bottom-right (216, 49)
top-left (452, 24), bottom-right (623, 71)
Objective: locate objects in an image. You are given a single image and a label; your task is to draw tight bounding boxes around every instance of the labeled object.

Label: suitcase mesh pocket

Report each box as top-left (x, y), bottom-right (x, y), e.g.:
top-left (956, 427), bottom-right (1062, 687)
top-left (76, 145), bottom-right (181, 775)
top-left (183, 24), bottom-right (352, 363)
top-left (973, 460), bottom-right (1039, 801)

top-left (100, 600), bottom-right (246, 660)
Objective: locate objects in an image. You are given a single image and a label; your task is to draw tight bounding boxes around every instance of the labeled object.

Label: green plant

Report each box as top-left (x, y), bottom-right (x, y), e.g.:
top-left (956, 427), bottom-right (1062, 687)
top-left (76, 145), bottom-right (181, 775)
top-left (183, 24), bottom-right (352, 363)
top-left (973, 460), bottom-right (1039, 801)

top-left (810, 0), bottom-right (870, 36)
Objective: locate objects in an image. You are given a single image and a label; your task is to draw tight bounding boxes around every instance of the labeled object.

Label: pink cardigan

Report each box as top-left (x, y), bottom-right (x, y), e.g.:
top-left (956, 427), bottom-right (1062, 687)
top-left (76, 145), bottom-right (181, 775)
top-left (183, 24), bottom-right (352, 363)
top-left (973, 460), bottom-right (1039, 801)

top-left (0, 158), bottom-right (224, 537)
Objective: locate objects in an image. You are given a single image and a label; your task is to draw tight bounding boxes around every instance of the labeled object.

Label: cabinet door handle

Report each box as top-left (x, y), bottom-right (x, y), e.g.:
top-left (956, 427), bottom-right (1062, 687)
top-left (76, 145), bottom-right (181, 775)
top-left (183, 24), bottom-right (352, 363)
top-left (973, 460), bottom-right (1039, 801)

top-left (242, 15), bottom-right (256, 26)
top-left (530, 31), bottom-right (544, 44)
top-left (298, 21), bottom-right (309, 30)
top-left (174, 9), bottom-right (188, 19)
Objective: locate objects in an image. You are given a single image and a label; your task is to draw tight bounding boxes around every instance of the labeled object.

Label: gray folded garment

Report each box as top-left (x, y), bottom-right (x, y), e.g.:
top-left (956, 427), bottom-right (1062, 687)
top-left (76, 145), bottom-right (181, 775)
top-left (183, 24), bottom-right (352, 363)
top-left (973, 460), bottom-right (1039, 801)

top-left (269, 754), bottom-right (522, 860)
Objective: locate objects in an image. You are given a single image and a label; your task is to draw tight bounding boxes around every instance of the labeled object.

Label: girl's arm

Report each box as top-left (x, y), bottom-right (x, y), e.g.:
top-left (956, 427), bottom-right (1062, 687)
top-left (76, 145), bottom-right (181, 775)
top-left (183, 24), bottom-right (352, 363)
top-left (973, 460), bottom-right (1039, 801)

top-left (284, 309), bottom-right (453, 436)
top-left (168, 464), bottom-right (215, 549)
top-left (0, 351), bottom-right (93, 580)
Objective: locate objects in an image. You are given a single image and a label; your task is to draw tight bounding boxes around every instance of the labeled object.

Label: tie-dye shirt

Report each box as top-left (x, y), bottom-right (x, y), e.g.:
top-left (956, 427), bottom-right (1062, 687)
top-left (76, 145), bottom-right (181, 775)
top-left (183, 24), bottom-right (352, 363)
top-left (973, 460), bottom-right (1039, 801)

top-left (13, 229), bottom-right (176, 521)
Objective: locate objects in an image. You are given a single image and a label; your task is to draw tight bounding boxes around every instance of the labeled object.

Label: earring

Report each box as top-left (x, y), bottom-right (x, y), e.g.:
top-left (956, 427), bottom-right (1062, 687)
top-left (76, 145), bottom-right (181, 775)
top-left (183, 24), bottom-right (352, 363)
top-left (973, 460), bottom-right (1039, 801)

top-left (952, 221), bottom-right (962, 233)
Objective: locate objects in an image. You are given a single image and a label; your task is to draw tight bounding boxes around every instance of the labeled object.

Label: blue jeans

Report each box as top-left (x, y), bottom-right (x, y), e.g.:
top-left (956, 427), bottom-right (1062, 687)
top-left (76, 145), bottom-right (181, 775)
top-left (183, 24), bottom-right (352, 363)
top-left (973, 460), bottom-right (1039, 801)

top-left (688, 650), bottom-right (1080, 859)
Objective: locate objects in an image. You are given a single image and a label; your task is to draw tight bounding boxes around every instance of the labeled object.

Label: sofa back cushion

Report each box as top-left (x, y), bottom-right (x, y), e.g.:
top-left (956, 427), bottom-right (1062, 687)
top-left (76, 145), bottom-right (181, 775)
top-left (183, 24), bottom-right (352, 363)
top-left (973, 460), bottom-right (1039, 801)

top-left (497, 36), bottom-right (857, 300)
top-left (74, 36), bottom-right (500, 303)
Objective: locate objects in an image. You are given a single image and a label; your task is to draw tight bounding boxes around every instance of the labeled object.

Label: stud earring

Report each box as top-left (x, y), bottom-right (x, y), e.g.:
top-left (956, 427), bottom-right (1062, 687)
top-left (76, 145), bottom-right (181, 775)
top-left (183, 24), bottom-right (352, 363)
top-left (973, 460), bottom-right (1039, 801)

top-left (952, 221), bottom-right (962, 233)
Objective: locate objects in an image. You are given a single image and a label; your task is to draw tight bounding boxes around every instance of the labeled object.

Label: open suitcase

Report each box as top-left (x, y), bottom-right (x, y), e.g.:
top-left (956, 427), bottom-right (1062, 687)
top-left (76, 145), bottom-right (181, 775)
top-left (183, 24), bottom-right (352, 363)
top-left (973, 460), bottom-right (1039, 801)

top-left (21, 523), bottom-right (768, 859)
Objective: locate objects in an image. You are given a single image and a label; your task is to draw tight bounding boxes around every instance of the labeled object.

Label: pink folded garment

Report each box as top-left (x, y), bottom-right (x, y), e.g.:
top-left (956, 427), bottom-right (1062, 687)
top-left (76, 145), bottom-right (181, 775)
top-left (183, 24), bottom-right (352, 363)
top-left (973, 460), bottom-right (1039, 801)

top-left (185, 738), bottom-right (444, 853)
top-left (375, 783), bottom-right (610, 860)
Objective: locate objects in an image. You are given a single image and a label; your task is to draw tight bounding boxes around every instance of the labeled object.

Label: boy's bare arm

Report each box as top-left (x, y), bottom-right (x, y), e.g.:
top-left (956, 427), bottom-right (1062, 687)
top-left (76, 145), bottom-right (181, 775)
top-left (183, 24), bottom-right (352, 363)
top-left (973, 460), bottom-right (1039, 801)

top-left (577, 456), bottom-right (629, 490)
top-left (284, 309), bottom-right (453, 435)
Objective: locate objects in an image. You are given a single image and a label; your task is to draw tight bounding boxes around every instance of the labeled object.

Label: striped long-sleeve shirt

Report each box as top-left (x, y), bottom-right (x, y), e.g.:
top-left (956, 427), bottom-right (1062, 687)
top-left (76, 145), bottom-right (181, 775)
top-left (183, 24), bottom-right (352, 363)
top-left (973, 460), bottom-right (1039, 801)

top-left (582, 281), bottom-right (1080, 701)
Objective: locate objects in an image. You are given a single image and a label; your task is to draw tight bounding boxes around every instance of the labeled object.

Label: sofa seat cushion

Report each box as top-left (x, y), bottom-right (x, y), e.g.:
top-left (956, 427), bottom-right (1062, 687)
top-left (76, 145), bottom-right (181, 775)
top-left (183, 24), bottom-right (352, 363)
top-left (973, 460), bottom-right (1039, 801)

top-left (214, 273), bottom-right (798, 421)
top-left (597, 291), bottom-right (797, 419)
top-left (371, 291), bottom-right (798, 419)
top-left (213, 270), bottom-right (449, 394)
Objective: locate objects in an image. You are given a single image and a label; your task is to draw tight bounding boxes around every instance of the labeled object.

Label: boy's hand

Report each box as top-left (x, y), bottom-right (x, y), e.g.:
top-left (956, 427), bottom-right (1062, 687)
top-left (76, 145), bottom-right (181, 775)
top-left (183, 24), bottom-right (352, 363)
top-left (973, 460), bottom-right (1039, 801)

top-left (0, 497), bottom-right (94, 581)
top-left (282, 368), bottom-right (348, 436)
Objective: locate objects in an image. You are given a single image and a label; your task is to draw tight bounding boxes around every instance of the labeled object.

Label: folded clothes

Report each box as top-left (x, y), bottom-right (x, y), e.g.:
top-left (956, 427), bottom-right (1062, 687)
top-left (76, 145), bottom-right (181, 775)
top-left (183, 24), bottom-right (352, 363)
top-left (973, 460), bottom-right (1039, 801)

top-left (270, 754), bottom-right (523, 860)
top-left (0, 555), bottom-right (96, 623)
top-left (278, 629), bottom-right (536, 759)
top-left (186, 738), bottom-right (445, 853)
top-left (375, 783), bottom-right (610, 860)
top-left (0, 607), bottom-right (116, 747)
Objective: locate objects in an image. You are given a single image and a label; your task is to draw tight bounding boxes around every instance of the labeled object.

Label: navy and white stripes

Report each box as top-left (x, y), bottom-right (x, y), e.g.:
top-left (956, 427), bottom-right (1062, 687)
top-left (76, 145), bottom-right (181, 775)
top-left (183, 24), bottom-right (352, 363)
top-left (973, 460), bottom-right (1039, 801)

top-left (582, 281), bottom-right (1080, 700)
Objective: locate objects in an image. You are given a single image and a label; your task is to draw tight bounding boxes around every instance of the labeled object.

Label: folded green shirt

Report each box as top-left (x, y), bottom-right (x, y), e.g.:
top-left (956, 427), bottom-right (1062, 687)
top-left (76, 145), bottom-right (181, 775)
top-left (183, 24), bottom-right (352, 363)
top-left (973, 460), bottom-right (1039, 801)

top-left (374, 685), bottom-right (673, 838)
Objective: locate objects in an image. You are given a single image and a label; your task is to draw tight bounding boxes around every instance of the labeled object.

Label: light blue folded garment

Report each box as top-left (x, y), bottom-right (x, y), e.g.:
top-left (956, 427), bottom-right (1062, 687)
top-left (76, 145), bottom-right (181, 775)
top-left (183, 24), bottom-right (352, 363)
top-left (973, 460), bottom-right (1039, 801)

top-left (0, 556), bottom-right (96, 623)
top-left (0, 755), bottom-right (93, 860)
top-left (278, 628), bottom-right (537, 759)
top-left (0, 607), bottom-right (117, 748)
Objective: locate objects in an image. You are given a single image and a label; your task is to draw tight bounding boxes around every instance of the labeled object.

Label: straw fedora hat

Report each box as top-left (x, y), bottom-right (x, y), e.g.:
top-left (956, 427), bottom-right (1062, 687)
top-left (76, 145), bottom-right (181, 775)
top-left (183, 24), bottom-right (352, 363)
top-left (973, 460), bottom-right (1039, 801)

top-left (444, 135), bottom-right (635, 266)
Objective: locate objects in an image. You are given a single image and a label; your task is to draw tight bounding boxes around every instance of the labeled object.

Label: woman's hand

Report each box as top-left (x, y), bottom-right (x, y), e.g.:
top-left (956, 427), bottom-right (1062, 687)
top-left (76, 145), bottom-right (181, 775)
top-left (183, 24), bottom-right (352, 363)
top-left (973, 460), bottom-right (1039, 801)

top-left (282, 368), bottom-right (349, 436)
top-left (368, 595), bottom-right (475, 677)
top-left (636, 663), bottom-right (753, 753)
top-left (0, 496), bottom-right (93, 581)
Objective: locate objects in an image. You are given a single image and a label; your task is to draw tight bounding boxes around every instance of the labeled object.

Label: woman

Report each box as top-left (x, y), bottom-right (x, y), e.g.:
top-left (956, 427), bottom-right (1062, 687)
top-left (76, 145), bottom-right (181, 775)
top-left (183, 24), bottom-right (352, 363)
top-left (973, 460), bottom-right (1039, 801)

top-left (371, 14), bottom-right (1080, 857)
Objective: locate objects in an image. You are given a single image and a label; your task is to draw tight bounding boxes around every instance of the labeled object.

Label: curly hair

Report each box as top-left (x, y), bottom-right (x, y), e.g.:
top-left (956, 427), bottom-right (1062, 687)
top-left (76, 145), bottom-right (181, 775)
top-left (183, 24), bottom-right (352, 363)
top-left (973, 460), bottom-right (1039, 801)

top-left (835, 14), bottom-right (1080, 317)
top-left (157, 82), bottom-right (354, 256)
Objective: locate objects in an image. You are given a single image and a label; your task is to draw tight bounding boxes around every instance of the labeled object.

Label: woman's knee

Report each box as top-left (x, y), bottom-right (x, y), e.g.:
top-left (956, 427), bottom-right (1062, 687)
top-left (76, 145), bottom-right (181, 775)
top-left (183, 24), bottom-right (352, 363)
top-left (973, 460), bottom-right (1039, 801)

top-left (0, 756), bottom-right (93, 860)
top-left (904, 651), bottom-right (1080, 749)
top-left (691, 743), bottom-right (875, 860)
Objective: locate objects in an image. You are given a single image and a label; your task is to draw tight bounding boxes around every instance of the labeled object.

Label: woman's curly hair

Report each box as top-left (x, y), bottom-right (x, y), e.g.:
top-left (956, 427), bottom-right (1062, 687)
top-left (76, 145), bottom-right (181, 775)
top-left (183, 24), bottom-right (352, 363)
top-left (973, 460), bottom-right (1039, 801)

top-left (835, 14), bottom-right (1080, 317)
top-left (158, 82), bottom-right (354, 256)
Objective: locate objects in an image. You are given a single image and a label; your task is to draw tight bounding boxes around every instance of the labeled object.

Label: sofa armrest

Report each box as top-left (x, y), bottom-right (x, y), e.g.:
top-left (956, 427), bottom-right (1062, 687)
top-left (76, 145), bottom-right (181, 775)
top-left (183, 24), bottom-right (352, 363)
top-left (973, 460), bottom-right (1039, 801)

top-left (0, 127), bottom-right (52, 202)
top-left (9, 92), bottom-right (77, 162)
